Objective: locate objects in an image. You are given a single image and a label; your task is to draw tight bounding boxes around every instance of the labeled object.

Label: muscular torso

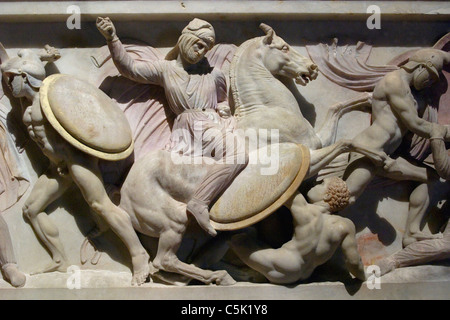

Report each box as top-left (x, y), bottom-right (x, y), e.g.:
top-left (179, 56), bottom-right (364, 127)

top-left (22, 96), bottom-right (66, 164)
top-left (285, 194), bottom-right (325, 256)
top-left (352, 70), bottom-right (417, 155)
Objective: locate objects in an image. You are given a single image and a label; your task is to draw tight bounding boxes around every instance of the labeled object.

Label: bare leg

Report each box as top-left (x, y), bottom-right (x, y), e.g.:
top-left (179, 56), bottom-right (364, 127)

top-left (0, 215), bottom-right (26, 287)
top-left (403, 180), bottom-right (448, 247)
top-left (373, 156), bottom-right (443, 247)
top-left (22, 166), bottom-right (72, 274)
top-left (66, 152), bottom-right (149, 285)
top-left (342, 157), bottom-right (377, 206)
top-left (344, 154), bottom-right (436, 207)
top-left (377, 156), bottom-right (436, 183)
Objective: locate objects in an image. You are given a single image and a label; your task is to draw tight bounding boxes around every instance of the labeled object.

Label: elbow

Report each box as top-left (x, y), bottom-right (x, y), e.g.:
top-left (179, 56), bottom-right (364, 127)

top-left (405, 120), bottom-right (432, 139)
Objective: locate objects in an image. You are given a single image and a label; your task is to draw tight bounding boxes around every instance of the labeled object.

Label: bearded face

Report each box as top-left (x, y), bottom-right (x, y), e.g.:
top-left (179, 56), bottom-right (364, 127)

top-left (178, 34), bottom-right (210, 65)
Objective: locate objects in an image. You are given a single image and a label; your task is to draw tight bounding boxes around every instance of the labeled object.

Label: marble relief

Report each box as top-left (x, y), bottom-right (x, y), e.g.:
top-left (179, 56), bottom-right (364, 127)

top-left (0, 4), bottom-right (448, 294)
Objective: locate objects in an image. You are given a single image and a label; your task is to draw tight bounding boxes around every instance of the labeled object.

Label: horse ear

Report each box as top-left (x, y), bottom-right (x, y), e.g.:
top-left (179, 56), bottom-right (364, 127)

top-left (260, 23), bottom-right (274, 45)
top-left (0, 42), bottom-right (10, 65)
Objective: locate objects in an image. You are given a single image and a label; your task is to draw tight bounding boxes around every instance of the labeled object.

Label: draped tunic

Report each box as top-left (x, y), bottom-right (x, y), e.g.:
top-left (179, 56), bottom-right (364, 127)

top-left (108, 39), bottom-right (233, 158)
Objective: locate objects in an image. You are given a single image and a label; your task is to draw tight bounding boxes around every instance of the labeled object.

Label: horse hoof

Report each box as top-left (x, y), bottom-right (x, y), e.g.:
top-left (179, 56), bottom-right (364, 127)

top-left (216, 272), bottom-right (236, 286)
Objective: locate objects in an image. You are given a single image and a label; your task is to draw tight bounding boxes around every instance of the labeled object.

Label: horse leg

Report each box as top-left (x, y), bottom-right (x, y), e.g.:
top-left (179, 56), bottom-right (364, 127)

top-left (153, 227), bottom-right (236, 286)
top-left (308, 137), bottom-right (392, 180)
top-left (307, 139), bottom-right (352, 179)
top-left (315, 92), bottom-right (372, 146)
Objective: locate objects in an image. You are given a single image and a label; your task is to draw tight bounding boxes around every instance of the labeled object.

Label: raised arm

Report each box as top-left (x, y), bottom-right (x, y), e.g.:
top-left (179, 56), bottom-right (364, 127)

top-left (96, 17), bottom-right (164, 86)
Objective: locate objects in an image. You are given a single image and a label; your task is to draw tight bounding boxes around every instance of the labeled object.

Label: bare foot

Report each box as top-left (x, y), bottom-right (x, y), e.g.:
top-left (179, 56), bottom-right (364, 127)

top-left (402, 231), bottom-right (443, 247)
top-left (2, 264), bottom-right (26, 288)
top-left (31, 259), bottom-right (69, 275)
top-left (131, 252), bottom-right (151, 286)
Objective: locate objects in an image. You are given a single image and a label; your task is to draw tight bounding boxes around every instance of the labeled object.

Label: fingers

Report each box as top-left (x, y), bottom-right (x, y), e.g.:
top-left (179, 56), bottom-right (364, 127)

top-left (96, 17), bottom-right (112, 30)
top-left (97, 17), bottom-right (111, 24)
top-left (96, 17), bottom-right (116, 41)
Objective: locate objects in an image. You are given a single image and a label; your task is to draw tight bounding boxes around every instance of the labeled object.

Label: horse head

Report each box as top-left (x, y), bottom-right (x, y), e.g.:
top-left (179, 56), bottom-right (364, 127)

top-left (258, 23), bottom-right (318, 86)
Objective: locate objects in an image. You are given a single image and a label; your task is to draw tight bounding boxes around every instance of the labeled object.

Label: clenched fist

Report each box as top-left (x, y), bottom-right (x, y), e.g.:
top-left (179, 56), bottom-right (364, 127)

top-left (96, 17), bottom-right (118, 41)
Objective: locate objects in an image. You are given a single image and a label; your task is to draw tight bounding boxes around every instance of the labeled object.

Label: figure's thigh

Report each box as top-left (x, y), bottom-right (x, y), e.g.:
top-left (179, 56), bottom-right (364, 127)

top-left (379, 156), bottom-right (435, 183)
top-left (343, 156), bottom-right (376, 202)
top-left (23, 166), bottom-right (73, 214)
top-left (64, 150), bottom-right (108, 206)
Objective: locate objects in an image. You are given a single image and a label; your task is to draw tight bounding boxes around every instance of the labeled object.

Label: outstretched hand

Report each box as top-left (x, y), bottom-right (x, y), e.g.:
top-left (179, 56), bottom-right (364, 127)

top-left (96, 17), bottom-right (118, 41)
top-left (38, 45), bottom-right (61, 62)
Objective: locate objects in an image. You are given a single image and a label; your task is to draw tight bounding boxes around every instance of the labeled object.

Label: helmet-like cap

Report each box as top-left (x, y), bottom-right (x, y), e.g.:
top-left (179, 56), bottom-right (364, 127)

top-left (402, 48), bottom-right (450, 81)
top-left (165, 18), bottom-right (215, 60)
top-left (1, 49), bottom-right (46, 89)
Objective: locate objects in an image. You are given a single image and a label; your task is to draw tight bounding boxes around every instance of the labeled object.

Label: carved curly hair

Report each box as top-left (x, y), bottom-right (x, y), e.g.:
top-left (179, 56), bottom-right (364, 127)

top-left (323, 176), bottom-right (350, 212)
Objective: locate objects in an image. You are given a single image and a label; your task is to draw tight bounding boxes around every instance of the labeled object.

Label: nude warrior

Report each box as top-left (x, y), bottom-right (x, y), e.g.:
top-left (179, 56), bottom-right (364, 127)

top-left (0, 47), bottom-right (150, 285)
top-left (230, 176), bottom-right (366, 284)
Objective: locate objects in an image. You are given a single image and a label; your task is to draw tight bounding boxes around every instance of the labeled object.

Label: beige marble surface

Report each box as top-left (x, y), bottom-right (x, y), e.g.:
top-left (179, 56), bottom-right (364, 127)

top-left (0, 1), bottom-right (448, 297)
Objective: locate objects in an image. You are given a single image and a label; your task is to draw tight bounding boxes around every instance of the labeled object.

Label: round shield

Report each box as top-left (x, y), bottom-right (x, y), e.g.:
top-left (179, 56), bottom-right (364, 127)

top-left (40, 74), bottom-right (133, 161)
top-left (210, 143), bottom-right (310, 231)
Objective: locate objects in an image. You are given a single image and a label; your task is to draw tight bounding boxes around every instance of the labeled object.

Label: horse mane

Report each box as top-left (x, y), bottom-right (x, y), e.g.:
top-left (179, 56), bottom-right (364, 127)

top-left (229, 37), bottom-right (264, 113)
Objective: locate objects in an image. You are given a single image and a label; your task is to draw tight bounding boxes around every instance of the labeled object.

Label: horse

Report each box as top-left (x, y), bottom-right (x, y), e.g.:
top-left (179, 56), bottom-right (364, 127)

top-left (118, 24), bottom-right (375, 285)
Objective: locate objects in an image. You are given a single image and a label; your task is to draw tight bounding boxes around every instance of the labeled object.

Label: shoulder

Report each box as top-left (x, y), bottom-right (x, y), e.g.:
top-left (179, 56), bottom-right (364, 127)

top-left (374, 70), bottom-right (410, 99)
top-left (383, 71), bottom-right (409, 94)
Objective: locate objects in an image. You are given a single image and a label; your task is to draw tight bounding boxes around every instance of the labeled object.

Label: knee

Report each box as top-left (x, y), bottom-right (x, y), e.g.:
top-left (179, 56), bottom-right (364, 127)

top-left (409, 183), bottom-right (429, 207)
